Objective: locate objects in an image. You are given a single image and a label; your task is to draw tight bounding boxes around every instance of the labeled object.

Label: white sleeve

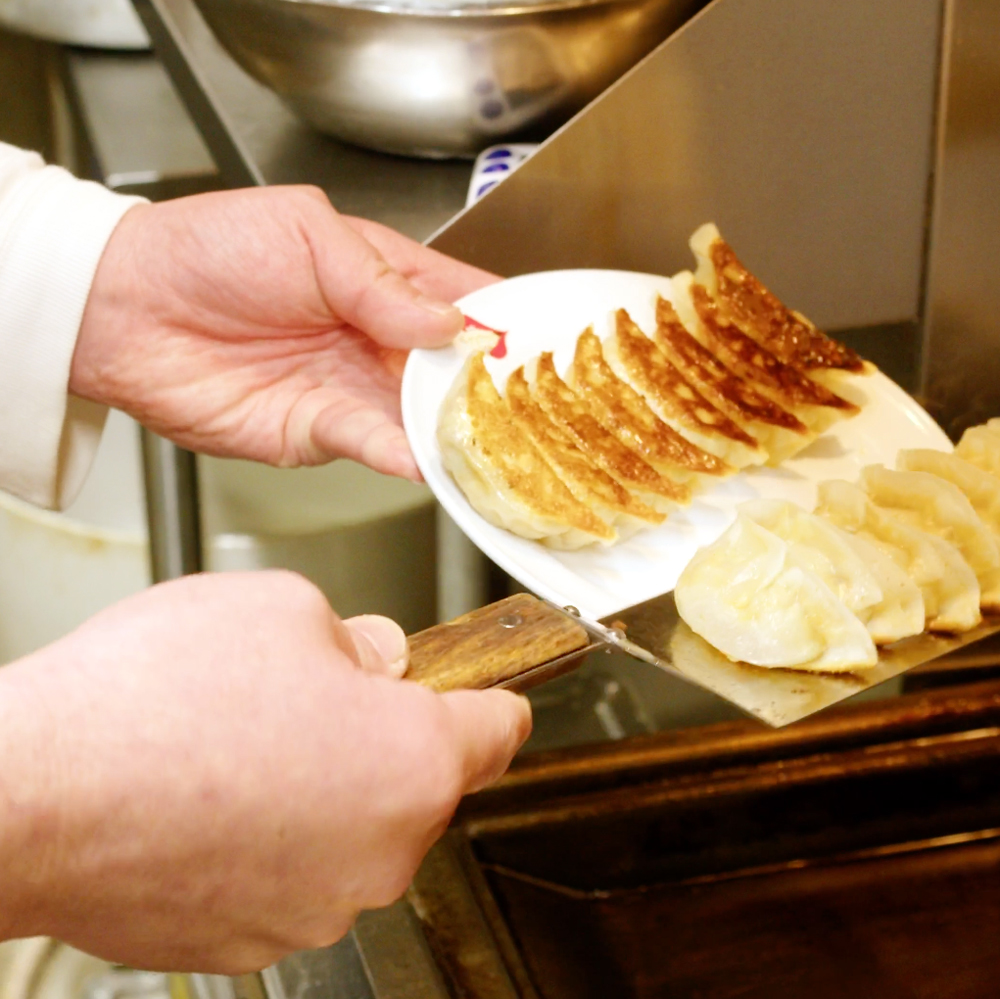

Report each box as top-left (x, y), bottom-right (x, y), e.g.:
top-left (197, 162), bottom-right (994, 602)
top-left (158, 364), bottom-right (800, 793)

top-left (0, 142), bottom-right (146, 510)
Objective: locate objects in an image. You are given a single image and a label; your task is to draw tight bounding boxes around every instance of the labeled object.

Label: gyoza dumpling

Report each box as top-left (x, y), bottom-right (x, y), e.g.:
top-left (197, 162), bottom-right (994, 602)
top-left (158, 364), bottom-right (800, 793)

top-left (955, 423), bottom-right (1000, 478)
top-left (529, 352), bottom-right (691, 514)
top-left (860, 464), bottom-right (1000, 610)
top-left (839, 531), bottom-right (926, 644)
top-left (672, 271), bottom-right (859, 437)
top-left (675, 514), bottom-right (877, 672)
top-left (437, 353), bottom-right (615, 549)
top-left (603, 309), bottom-right (766, 469)
top-left (897, 448), bottom-right (1000, 540)
top-left (739, 499), bottom-right (880, 615)
top-left (654, 296), bottom-right (815, 465)
top-left (816, 479), bottom-right (981, 632)
top-left (740, 498), bottom-right (923, 644)
top-left (505, 366), bottom-right (664, 538)
top-left (570, 327), bottom-right (734, 486)
top-left (687, 222), bottom-right (874, 398)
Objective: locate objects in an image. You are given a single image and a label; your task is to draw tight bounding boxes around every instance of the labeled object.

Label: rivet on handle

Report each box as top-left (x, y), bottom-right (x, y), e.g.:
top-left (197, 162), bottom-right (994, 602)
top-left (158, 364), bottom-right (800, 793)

top-left (498, 614), bottom-right (523, 629)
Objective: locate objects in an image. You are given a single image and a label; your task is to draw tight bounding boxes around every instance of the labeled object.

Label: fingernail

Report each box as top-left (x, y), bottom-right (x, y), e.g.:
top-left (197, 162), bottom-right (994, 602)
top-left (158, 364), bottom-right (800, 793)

top-left (392, 442), bottom-right (423, 483)
top-left (416, 295), bottom-right (463, 321)
top-left (348, 615), bottom-right (409, 677)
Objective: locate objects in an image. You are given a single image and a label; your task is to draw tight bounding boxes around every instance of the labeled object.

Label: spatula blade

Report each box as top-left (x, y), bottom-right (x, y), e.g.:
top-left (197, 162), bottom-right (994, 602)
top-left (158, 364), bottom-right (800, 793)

top-left (602, 593), bottom-right (1000, 727)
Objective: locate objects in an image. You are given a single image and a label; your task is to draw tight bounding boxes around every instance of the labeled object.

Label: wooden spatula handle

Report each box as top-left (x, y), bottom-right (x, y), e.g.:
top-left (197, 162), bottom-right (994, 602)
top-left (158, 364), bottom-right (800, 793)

top-left (406, 593), bottom-right (591, 693)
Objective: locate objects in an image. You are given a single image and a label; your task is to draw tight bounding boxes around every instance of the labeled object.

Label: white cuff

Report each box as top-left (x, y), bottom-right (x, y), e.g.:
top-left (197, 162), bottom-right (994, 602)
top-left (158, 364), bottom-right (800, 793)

top-left (0, 143), bottom-right (146, 509)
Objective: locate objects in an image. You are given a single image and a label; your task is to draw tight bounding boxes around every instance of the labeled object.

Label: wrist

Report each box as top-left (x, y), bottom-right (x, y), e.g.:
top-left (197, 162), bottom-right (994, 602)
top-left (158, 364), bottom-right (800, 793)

top-left (69, 201), bottom-right (150, 409)
top-left (0, 653), bottom-right (67, 939)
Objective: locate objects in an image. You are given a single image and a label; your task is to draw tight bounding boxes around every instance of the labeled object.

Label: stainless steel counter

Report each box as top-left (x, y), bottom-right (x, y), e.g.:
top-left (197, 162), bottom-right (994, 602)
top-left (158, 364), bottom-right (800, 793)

top-left (131, 0), bottom-right (473, 241)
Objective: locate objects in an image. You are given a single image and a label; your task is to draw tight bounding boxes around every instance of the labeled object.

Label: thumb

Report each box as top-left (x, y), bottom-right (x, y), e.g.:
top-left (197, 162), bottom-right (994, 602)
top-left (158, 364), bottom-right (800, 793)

top-left (342, 615), bottom-right (409, 678)
top-left (438, 689), bottom-right (533, 794)
top-left (311, 208), bottom-right (464, 350)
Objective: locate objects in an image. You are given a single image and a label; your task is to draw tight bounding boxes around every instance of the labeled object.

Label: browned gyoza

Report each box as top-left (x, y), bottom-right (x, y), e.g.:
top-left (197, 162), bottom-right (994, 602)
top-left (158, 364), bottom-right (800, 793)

top-left (689, 223), bottom-right (873, 395)
top-left (435, 221), bottom-right (875, 551)
top-left (603, 308), bottom-right (765, 470)
top-left (505, 365), bottom-right (665, 535)
top-left (529, 352), bottom-right (691, 513)
top-left (654, 296), bottom-right (814, 465)
top-left (570, 328), bottom-right (733, 485)
top-left (672, 272), bottom-right (858, 437)
top-left (437, 352), bottom-right (615, 548)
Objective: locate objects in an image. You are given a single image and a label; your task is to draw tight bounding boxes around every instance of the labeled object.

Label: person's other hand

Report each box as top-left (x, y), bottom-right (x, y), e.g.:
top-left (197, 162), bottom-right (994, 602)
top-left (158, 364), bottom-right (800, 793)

top-left (70, 188), bottom-right (497, 480)
top-left (0, 571), bottom-right (530, 972)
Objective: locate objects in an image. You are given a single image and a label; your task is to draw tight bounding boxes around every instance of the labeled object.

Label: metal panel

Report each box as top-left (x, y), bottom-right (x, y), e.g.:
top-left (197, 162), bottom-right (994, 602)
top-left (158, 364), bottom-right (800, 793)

top-left (431, 0), bottom-right (943, 333)
top-left (132, 0), bottom-right (473, 239)
top-left (921, 0), bottom-right (1000, 436)
top-left (140, 430), bottom-right (203, 580)
top-left (67, 49), bottom-right (217, 194)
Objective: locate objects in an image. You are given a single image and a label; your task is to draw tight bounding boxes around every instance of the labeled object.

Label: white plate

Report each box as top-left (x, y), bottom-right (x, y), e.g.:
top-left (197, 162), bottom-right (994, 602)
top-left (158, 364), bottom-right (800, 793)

top-left (402, 270), bottom-right (950, 620)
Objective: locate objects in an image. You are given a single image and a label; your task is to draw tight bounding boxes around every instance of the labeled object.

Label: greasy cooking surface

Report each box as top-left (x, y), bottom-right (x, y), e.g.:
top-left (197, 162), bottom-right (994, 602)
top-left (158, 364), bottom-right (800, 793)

top-left (533, 352), bottom-right (690, 504)
top-left (708, 238), bottom-right (867, 373)
top-left (469, 720), bottom-right (1000, 892)
top-left (612, 310), bottom-right (758, 445)
top-left (655, 296), bottom-right (807, 431)
top-left (571, 329), bottom-right (731, 478)
top-left (428, 682), bottom-right (1000, 999)
top-left (690, 283), bottom-right (857, 411)
top-left (486, 838), bottom-right (1000, 999)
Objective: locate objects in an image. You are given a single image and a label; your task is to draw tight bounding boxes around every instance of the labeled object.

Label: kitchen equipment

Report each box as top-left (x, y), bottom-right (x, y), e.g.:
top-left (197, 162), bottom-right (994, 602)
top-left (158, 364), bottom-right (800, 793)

top-left (0, 0), bottom-right (148, 48)
top-left (428, 0), bottom-right (1000, 442)
top-left (0, 937), bottom-right (172, 999)
top-left (466, 143), bottom-right (537, 206)
top-left (189, 0), bottom-right (706, 158)
top-left (405, 591), bottom-right (1000, 727)
top-left (0, 410), bottom-right (150, 665)
top-left (231, 676), bottom-right (1000, 999)
top-left (200, 457), bottom-right (441, 633)
top-left (408, 677), bottom-right (1000, 999)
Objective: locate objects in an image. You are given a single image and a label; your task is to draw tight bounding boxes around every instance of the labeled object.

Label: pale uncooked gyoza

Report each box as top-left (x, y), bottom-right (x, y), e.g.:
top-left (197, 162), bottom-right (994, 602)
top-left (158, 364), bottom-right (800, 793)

top-left (739, 498), bottom-right (924, 646)
top-left (674, 513), bottom-right (877, 673)
top-left (676, 422), bottom-right (1000, 674)
top-left (815, 479), bottom-right (981, 634)
top-left (858, 464), bottom-right (1000, 611)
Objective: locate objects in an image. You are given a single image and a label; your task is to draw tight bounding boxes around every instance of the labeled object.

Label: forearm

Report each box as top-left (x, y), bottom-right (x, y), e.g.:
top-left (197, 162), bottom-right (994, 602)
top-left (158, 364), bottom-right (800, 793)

top-left (0, 652), bottom-right (64, 941)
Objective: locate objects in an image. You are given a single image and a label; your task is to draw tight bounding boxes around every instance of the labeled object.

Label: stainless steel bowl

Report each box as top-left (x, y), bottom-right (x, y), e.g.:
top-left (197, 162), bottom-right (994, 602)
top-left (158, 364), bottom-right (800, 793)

top-left (193, 0), bottom-right (704, 158)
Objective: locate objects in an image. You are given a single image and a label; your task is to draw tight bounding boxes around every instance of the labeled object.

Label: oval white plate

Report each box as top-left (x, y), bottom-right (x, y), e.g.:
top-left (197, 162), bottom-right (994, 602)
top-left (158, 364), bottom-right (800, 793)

top-left (402, 270), bottom-right (950, 620)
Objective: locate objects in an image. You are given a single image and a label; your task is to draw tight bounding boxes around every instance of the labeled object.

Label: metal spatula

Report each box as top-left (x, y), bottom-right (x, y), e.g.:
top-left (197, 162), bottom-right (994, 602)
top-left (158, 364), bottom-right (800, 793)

top-left (405, 592), bottom-right (1000, 727)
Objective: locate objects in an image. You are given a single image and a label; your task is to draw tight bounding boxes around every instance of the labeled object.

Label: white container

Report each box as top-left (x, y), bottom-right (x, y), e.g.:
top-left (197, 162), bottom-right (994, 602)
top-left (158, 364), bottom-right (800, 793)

top-left (0, 411), bottom-right (443, 664)
top-left (199, 456), bottom-right (440, 634)
top-left (0, 939), bottom-right (111, 999)
top-left (0, 410), bottom-right (149, 665)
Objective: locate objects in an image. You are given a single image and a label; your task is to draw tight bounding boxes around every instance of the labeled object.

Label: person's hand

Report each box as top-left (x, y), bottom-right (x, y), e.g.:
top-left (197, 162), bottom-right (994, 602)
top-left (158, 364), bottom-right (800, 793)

top-left (0, 571), bottom-right (531, 972)
top-left (70, 187), bottom-right (497, 480)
